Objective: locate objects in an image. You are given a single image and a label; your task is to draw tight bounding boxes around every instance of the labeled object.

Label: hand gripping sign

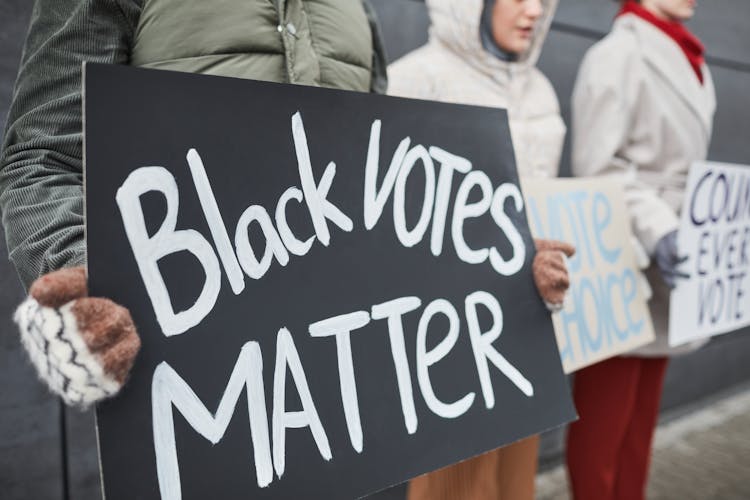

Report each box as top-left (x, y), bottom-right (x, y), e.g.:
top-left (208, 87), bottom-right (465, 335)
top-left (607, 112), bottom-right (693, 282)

top-left (85, 64), bottom-right (575, 500)
top-left (670, 161), bottom-right (750, 347)
top-left (523, 178), bottom-right (655, 372)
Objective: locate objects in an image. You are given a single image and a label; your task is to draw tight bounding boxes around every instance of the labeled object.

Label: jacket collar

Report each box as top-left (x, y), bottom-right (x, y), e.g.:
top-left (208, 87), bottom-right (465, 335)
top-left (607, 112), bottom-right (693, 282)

top-left (617, 14), bottom-right (715, 135)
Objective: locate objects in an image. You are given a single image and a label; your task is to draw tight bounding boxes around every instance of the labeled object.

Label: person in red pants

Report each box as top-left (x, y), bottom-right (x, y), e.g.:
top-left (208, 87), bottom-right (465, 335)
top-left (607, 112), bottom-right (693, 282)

top-left (567, 0), bottom-right (716, 498)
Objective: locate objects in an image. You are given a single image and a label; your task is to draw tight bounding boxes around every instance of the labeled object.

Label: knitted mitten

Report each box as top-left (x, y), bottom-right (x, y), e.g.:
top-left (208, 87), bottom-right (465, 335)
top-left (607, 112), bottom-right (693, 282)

top-left (14, 267), bottom-right (140, 408)
top-left (533, 239), bottom-right (576, 312)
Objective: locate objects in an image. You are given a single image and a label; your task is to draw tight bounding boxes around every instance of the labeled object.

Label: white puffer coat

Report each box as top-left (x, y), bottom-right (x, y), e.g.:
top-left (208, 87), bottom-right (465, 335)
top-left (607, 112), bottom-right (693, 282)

top-left (387, 0), bottom-right (564, 179)
top-left (571, 13), bottom-right (716, 356)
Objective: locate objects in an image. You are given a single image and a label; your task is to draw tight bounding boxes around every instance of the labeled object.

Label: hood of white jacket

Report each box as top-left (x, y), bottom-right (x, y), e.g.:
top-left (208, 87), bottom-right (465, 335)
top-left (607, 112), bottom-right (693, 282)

top-left (425, 0), bottom-right (558, 76)
top-left (388, 0), bottom-right (566, 179)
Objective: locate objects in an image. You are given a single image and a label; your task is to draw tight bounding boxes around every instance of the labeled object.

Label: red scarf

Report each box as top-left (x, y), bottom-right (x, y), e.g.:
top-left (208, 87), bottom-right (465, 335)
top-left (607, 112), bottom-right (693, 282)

top-left (618, 1), bottom-right (705, 84)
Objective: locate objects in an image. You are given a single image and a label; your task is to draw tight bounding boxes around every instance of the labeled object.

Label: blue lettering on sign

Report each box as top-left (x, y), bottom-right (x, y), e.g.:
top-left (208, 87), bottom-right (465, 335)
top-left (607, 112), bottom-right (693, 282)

top-left (527, 190), bottom-right (647, 366)
top-left (593, 192), bottom-right (621, 264)
top-left (558, 270), bottom-right (644, 364)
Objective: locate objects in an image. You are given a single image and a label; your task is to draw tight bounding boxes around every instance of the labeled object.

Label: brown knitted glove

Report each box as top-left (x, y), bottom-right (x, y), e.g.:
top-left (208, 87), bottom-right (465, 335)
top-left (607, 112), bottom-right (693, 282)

top-left (533, 239), bottom-right (576, 311)
top-left (15, 267), bottom-right (140, 408)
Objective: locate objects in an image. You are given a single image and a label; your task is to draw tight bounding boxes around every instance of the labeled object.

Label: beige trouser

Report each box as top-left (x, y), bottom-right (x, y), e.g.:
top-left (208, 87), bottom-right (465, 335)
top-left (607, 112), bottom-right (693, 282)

top-left (407, 435), bottom-right (540, 500)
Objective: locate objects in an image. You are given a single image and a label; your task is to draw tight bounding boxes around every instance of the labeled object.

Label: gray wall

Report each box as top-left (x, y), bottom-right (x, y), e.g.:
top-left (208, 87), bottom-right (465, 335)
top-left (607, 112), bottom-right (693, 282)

top-left (1, 1), bottom-right (748, 499)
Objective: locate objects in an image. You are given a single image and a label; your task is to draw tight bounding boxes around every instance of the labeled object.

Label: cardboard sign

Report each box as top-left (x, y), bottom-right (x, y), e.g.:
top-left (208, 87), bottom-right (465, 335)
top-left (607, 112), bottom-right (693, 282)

top-left (523, 178), bottom-right (655, 372)
top-left (670, 161), bottom-right (750, 346)
top-left (85, 64), bottom-right (575, 500)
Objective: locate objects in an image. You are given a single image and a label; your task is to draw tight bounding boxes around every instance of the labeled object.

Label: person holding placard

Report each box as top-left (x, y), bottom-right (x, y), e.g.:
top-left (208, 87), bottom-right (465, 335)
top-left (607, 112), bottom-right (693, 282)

top-left (389, 0), bottom-right (574, 498)
top-left (0, 0), bottom-right (388, 407)
top-left (567, 0), bottom-right (716, 498)
top-left (0, 0), bottom-right (570, 433)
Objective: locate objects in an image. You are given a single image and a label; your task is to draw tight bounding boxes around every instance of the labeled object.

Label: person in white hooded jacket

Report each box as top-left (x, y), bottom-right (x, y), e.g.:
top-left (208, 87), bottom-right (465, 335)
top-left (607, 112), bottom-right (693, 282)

top-left (389, 0), bottom-right (569, 498)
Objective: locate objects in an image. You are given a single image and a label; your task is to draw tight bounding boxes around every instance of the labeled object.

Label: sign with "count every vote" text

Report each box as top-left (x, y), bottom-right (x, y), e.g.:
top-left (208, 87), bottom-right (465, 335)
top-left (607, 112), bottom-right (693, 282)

top-left (85, 64), bottom-right (575, 500)
top-left (671, 161), bottom-right (750, 346)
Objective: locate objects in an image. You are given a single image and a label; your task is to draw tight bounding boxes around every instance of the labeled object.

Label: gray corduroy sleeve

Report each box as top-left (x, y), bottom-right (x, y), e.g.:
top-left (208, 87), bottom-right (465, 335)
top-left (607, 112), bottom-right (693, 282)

top-left (0, 0), bottom-right (140, 289)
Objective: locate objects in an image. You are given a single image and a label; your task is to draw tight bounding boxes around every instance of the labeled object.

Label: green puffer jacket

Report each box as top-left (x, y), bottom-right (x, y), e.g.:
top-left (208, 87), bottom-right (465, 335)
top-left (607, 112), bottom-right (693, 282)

top-left (0, 0), bottom-right (388, 289)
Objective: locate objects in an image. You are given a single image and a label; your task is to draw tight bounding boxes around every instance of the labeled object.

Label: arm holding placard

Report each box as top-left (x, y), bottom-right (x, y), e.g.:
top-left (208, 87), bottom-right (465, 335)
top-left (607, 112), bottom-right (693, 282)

top-left (571, 65), bottom-right (686, 289)
top-left (571, 48), bottom-right (680, 258)
top-left (570, 29), bottom-right (709, 359)
top-left (0, 1), bottom-right (141, 406)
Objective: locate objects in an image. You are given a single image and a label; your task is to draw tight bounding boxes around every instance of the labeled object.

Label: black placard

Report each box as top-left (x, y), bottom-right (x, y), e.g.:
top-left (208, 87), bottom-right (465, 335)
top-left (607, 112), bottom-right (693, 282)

top-left (85, 63), bottom-right (575, 500)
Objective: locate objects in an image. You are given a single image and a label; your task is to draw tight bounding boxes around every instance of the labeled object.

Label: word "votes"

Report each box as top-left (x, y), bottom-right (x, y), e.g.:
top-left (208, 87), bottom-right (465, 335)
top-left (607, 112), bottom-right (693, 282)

top-left (116, 112), bottom-right (526, 336)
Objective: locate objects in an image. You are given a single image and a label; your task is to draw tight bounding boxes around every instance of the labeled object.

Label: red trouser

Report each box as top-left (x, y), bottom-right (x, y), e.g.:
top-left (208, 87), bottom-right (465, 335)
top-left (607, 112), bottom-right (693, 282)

top-left (566, 356), bottom-right (669, 500)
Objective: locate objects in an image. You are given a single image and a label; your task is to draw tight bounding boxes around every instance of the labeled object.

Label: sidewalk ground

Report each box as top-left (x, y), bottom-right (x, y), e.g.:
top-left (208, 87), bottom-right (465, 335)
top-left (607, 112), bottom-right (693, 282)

top-left (536, 383), bottom-right (750, 500)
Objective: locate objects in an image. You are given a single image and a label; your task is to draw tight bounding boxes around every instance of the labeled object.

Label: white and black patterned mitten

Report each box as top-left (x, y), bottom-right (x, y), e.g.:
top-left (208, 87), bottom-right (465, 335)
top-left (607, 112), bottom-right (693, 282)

top-left (533, 239), bottom-right (576, 312)
top-left (14, 267), bottom-right (140, 408)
